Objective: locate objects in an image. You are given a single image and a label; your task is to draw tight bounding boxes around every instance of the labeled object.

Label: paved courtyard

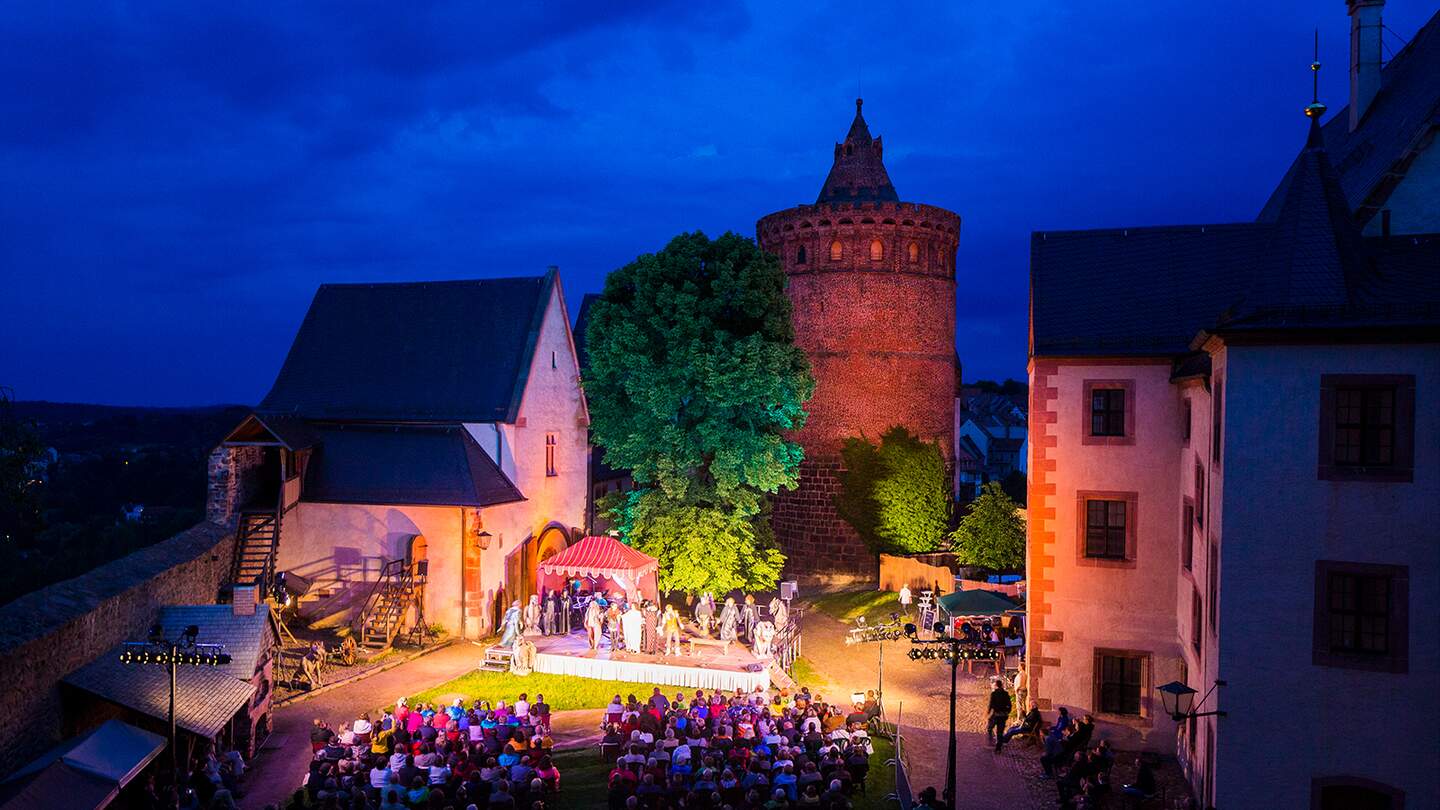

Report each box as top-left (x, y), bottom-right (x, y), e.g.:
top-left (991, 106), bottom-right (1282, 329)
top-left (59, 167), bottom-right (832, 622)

top-left (798, 608), bottom-right (1053, 809)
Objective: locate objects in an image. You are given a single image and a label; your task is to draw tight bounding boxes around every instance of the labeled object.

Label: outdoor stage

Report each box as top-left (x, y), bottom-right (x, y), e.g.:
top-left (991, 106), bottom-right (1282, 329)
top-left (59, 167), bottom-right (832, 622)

top-left (529, 631), bottom-right (771, 692)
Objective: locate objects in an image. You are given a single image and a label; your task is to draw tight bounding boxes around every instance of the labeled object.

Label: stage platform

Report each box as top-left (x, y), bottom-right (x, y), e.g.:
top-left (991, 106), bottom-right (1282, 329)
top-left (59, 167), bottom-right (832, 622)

top-left (528, 632), bottom-right (770, 692)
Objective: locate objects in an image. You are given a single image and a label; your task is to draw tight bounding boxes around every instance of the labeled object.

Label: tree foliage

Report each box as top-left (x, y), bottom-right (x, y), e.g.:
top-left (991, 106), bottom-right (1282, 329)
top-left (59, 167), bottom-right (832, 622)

top-left (0, 387), bottom-right (45, 547)
top-left (950, 480), bottom-right (1026, 572)
top-left (584, 232), bottom-right (813, 594)
top-left (835, 426), bottom-right (951, 555)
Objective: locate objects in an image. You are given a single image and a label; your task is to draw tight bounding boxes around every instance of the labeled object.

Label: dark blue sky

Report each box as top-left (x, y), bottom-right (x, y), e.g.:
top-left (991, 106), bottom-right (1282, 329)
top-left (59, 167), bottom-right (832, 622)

top-left (3, 2), bottom-right (1431, 406)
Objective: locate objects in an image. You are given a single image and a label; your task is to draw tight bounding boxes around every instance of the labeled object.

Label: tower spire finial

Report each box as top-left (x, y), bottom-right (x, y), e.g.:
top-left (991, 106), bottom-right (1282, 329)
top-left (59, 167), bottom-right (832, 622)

top-left (855, 96), bottom-right (863, 115)
top-left (1304, 29), bottom-right (1327, 145)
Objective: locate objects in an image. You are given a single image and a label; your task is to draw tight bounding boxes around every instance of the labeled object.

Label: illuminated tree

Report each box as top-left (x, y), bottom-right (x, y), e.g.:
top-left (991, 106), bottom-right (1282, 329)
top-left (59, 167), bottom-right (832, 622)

top-left (950, 481), bottom-right (1026, 571)
top-left (836, 426), bottom-right (951, 554)
top-left (585, 232), bottom-right (813, 594)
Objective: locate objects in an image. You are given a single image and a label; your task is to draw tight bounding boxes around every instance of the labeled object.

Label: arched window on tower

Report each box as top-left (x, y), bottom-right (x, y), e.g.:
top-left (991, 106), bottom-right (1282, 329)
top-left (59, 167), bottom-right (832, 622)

top-left (908, 242), bottom-right (919, 264)
top-left (796, 245), bottom-right (806, 265)
top-left (870, 239), bottom-right (884, 261)
top-left (830, 240), bottom-right (843, 261)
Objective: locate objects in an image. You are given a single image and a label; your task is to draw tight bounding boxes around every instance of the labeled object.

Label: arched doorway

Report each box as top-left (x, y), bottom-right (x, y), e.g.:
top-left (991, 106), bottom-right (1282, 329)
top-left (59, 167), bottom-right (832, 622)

top-left (505, 525), bottom-right (570, 606)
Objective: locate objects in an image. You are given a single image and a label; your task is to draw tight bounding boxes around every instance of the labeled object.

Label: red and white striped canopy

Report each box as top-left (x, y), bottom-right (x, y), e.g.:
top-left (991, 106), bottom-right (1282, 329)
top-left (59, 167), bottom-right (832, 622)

top-left (537, 535), bottom-right (658, 582)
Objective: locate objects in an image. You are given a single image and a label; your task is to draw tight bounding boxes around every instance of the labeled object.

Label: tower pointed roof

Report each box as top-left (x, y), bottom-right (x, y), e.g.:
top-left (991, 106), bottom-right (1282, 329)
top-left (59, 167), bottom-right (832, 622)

top-left (1244, 83), bottom-right (1367, 312)
top-left (816, 98), bottom-right (899, 204)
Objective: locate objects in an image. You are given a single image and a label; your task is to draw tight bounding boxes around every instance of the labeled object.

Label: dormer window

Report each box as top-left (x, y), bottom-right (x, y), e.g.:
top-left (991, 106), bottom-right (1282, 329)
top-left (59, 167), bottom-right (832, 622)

top-left (830, 240), bottom-right (843, 261)
top-left (869, 240), bottom-right (884, 261)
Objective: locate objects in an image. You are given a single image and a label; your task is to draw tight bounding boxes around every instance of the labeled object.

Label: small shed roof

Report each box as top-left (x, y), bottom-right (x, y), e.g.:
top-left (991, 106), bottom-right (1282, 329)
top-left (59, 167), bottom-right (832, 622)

top-left (155, 604), bottom-right (274, 681)
top-left (538, 535), bottom-right (657, 582)
top-left (63, 648), bottom-right (255, 739)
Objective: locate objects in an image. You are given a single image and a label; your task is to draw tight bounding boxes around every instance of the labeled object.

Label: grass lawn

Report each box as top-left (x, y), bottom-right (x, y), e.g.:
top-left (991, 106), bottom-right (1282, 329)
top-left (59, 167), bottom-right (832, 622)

top-left (808, 589), bottom-right (901, 624)
top-left (407, 670), bottom-right (671, 713)
top-left (544, 737), bottom-right (897, 810)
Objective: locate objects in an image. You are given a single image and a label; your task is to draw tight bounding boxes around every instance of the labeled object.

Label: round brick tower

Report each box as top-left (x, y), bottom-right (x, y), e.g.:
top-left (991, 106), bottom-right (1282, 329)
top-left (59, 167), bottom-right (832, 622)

top-left (757, 99), bottom-right (959, 584)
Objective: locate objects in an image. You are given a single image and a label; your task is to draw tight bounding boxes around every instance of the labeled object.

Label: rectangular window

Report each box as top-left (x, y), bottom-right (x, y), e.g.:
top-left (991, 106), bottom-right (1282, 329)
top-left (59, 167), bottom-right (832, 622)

top-left (544, 433), bottom-right (557, 477)
top-left (1096, 652), bottom-right (1144, 716)
top-left (1191, 587), bottom-right (1203, 652)
top-left (1181, 499), bottom-right (1195, 571)
top-left (1194, 464), bottom-right (1205, 529)
top-left (1207, 545), bottom-right (1219, 633)
top-left (1211, 375), bottom-right (1223, 463)
top-left (1318, 375), bottom-right (1414, 482)
top-left (1182, 398), bottom-right (1192, 446)
top-left (1090, 389), bottom-right (1126, 436)
top-left (1334, 386), bottom-right (1395, 466)
top-left (1313, 561), bottom-right (1408, 672)
top-left (1084, 499), bottom-right (1127, 559)
top-left (1081, 380), bottom-right (1135, 445)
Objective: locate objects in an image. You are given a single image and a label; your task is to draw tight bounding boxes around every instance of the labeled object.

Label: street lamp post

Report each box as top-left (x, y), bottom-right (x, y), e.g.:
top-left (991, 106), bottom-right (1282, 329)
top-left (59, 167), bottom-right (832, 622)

top-left (1157, 679), bottom-right (1228, 722)
top-left (904, 619), bottom-right (963, 810)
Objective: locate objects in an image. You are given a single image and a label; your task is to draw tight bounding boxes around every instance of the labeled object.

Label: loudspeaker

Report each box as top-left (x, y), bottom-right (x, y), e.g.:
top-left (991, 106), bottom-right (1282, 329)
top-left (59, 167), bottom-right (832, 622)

top-left (416, 560), bottom-right (429, 577)
top-left (780, 581), bottom-right (798, 601)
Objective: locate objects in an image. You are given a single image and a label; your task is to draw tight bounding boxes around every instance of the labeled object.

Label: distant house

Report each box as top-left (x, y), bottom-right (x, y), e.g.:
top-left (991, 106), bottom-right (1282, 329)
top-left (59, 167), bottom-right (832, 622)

top-left (208, 269), bottom-right (589, 643)
top-left (953, 391), bottom-right (1028, 500)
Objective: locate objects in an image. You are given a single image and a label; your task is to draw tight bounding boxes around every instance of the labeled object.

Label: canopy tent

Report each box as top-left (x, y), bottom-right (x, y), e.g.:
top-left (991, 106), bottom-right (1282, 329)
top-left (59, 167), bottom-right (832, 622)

top-left (0, 720), bottom-right (165, 810)
top-left (938, 588), bottom-right (1022, 618)
top-left (537, 535), bottom-right (659, 603)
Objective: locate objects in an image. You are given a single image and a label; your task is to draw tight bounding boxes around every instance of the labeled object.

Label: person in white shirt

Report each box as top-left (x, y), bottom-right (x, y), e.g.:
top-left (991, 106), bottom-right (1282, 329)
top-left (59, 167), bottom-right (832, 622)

top-left (353, 714), bottom-right (373, 738)
top-left (514, 694), bottom-right (530, 721)
top-left (428, 761), bottom-right (451, 785)
top-left (370, 762), bottom-right (391, 790)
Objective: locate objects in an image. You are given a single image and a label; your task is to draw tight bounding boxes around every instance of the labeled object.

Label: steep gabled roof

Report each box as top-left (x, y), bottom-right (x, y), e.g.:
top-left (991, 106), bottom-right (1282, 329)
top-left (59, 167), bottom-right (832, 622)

top-left (302, 423), bottom-right (524, 508)
top-left (259, 271), bottom-right (557, 423)
top-left (155, 605), bottom-right (274, 681)
top-left (816, 99), bottom-right (899, 204)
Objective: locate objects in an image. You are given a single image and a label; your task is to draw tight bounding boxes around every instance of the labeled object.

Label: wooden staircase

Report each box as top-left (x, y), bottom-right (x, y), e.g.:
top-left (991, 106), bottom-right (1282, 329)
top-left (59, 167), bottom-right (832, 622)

top-left (230, 510), bottom-right (280, 598)
top-left (355, 559), bottom-right (420, 653)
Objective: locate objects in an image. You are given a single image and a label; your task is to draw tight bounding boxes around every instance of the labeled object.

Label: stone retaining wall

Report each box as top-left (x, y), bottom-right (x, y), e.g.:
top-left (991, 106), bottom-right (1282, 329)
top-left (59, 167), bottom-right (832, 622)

top-left (0, 521), bottom-right (235, 776)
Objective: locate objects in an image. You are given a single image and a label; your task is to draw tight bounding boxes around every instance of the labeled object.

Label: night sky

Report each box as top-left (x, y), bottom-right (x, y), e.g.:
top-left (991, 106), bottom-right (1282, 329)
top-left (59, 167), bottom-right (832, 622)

top-left (3, 2), bottom-right (1432, 407)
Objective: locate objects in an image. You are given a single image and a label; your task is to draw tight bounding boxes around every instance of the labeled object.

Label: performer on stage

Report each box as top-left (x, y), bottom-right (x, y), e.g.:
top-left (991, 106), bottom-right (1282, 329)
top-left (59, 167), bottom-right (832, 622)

top-left (524, 594), bottom-right (542, 636)
top-left (769, 595), bottom-right (788, 632)
top-left (605, 597), bottom-right (622, 651)
top-left (718, 596), bottom-right (739, 643)
top-left (583, 598), bottom-right (604, 650)
top-left (695, 592), bottom-right (715, 636)
top-left (753, 620), bottom-right (775, 658)
top-left (641, 600), bottom-right (660, 655)
top-left (542, 590), bottom-right (559, 636)
top-left (500, 600), bottom-right (523, 648)
top-left (621, 603), bottom-right (644, 653)
top-left (661, 604), bottom-right (683, 656)
top-left (741, 594), bottom-right (758, 642)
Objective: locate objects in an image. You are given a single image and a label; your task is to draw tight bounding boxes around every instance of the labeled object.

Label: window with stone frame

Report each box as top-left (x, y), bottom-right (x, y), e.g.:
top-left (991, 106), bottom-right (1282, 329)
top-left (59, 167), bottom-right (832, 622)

top-left (545, 433), bottom-right (558, 477)
top-left (1318, 374), bottom-right (1415, 482)
top-left (869, 239), bottom-right (884, 261)
top-left (1191, 586), bottom-right (1203, 653)
top-left (1181, 498), bottom-right (1195, 571)
top-left (1313, 560), bottom-right (1408, 673)
top-left (1081, 380), bottom-right (1135, 445)
top-left (1194, 463), bottom-right (1205, 529)
top-left (829, 240), bottom-right (843, 261)
top-left (907, 242), bottom-right (919, 263)
top-left (1093, 649), bottom-right (1148, 717)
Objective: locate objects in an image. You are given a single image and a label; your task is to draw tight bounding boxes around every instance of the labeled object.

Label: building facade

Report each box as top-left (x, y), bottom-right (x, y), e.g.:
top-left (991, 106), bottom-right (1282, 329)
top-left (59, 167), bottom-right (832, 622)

top-left (757, 100), bottom-right (961, 583)
top-left (1027, 4), bottom-right (1439, 808)
top-left (209, 269), bottom-right (589, 642)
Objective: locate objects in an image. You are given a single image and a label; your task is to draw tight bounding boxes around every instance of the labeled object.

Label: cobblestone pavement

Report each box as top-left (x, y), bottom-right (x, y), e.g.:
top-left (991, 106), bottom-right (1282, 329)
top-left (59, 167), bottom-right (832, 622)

top-left (240, 642), bottom-right (600, 810)
top-left (799, 608), bottom-right (1054, 809)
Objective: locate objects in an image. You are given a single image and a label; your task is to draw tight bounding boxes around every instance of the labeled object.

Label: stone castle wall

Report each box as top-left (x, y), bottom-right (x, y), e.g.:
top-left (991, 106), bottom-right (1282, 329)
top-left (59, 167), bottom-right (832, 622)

top-left (0, 521), bottom-right (235, 777)
top-left (758, 200), bottom-right (960, 584)
top-left (207, 444), bottom-right (264, 524)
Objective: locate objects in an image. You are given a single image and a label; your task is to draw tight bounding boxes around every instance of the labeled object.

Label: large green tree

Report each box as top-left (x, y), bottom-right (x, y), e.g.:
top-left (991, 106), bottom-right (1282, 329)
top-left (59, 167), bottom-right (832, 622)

top-left (950, 480), bottom-right (1026, 571)
top-left (835, 426), bottom-right (951, 554)
top-left (584, 232), bottom-right (813, 594)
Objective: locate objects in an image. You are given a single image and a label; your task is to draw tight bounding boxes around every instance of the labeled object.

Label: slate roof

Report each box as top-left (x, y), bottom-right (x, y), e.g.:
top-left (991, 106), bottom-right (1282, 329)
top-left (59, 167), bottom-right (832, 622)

top-left (63, 648), bottom-right (256, 739)
top-left (155, 605), bottom-right (274, 681)
top-left (259, 272), bottom-right (556, 423)
top-left (223, 412), bottom-right (319, 450)
top-left (1270, 10), bottom-right (1440, 225)
top-left (816, 99), bottom-right (899, 204)
top-left (302, 424), bottom-right (524, 507)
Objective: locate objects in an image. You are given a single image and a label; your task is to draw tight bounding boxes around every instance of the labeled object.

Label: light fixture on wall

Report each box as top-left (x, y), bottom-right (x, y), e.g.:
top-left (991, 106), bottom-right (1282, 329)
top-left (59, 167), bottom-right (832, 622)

top-left (475, 531), bottom-right (492, 551)
top-left (1157, 679), bottom-right (1228, 722)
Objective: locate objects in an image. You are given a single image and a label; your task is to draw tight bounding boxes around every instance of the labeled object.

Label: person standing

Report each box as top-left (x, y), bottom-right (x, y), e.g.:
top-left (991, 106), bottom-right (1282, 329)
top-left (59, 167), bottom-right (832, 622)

top-left (641, 600), bottom-right (661, 655)
top-left (541, 590), bottom-right (557, 636)
top-left (741, 594), bottom-right (758, 643)
top-left (898, 584), bottom-right (912, 617)
top-left (584, 598), bottom-right (604, 650)
top-left (718, 597), bottom-right (739, 644)
top-left (985, 678), bottom-right (1012, 746)
top-left (662, 605), bottom-right (683, 656)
